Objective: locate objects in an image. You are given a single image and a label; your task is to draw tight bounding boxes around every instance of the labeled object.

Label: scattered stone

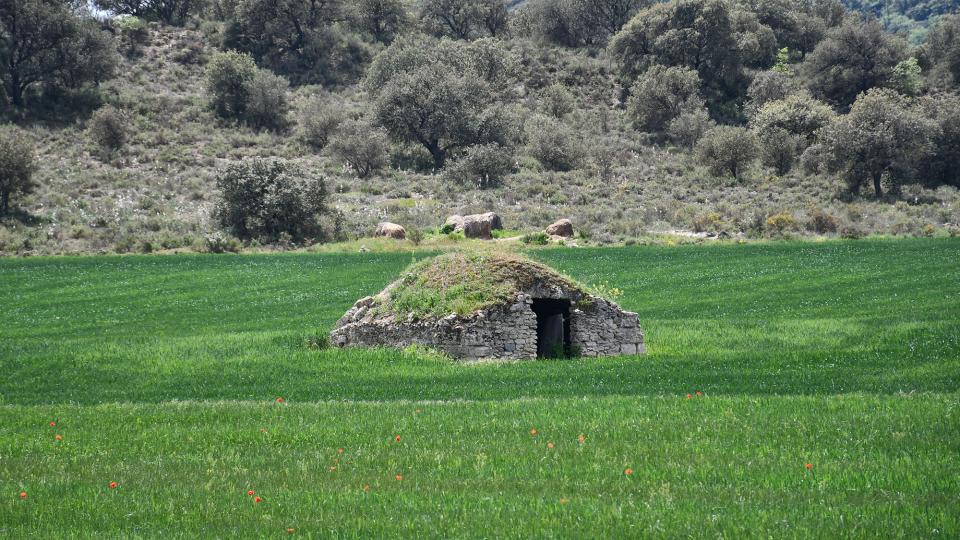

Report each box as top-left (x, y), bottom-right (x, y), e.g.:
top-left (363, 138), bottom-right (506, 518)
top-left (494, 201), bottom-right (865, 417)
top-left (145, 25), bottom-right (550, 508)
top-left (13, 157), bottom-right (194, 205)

top-left (444, 212), bottom-right (502, 239)
top-left (374, 222), bottom-right (406, 240)
top-left (545, 219), bottom-right (574, 237)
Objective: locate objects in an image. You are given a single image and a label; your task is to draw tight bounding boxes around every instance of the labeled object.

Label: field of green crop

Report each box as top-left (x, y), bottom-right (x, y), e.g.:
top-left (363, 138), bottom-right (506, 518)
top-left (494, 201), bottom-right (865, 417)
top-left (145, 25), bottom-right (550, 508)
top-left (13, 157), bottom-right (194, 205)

top-left (1, 238), bottom-right (959, 537)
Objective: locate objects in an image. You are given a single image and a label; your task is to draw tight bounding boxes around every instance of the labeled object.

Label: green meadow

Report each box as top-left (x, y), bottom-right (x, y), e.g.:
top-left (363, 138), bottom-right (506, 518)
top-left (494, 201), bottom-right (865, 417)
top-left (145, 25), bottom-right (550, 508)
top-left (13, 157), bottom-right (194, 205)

top-left (1, 238), bottom-right (959, 537)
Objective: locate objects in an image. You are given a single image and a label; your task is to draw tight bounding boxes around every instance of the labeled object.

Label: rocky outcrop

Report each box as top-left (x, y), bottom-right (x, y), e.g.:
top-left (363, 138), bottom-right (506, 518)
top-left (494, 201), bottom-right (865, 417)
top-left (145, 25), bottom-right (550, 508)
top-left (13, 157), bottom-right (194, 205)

top-left (375, 222), bottom-right (406, 239)
top-left (545, 219), bottom-right (574, 237)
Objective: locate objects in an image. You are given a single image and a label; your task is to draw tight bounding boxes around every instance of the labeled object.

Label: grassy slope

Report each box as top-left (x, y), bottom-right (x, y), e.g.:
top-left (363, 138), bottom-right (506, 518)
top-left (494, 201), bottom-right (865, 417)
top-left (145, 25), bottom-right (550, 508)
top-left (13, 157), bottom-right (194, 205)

top-left (1, 238), bottom-right (959, 536)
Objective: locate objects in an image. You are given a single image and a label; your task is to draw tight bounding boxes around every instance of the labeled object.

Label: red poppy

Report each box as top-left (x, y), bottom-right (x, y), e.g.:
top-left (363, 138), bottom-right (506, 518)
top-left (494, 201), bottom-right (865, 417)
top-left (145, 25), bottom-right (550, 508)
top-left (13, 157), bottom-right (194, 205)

top-left (530, 428), bottom-right (538, 437)
top-left (547, 442), bottom-right (554, 449)
top-left (696, 391), bottom-right (703, 397)
top-left (49, 421), bottom-right (56, 427)
top-left (395, 474), bottom-right (403, 481)
top-left (254, 496), bottom-right (263, 503)
top-left (19, 491), bottom-right (27, 499)
top-left (337, 448), bottom-right (344, 454)
top-left (109, 482), bottom-right (117, 489)
top-left (54, 434), bottom-right (62, 441)
top-left (624, 468), bottom-right (634, 476)
top-left (276, 397), bottom-right (284, 403)
top-left (686, 394), bottom-right (692, 399)
top-left (577, 434), bottom-right (586, 444)
top-left (805, 463), bottom-right (813, 470)
top-left (247, 490), bottom-right (255, 496)
top-left (394, 435), bottom-right (401, 442)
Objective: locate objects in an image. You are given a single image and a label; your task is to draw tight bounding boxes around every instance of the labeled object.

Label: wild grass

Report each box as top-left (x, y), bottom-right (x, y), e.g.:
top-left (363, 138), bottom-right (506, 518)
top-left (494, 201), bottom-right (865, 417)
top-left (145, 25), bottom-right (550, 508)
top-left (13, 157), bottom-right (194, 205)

top-left (1, 238), bottom-right (958, 536)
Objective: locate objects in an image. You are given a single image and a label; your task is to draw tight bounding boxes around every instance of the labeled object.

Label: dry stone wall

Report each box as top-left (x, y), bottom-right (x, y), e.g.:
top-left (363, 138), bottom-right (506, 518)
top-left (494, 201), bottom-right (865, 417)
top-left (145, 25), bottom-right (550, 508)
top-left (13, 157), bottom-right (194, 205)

top-left (331, 294), bottom-right (538, 360)
top-left (331, 290), bottom-right (645, 361)
top-left (569, 298), bottom-right (645, 356)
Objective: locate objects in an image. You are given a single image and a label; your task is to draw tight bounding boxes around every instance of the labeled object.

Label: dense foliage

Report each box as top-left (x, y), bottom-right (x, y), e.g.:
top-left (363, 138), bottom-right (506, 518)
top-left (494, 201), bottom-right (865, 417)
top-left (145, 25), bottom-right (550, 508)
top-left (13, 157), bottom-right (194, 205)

top-left (214, 159), bottom-right (330, 242)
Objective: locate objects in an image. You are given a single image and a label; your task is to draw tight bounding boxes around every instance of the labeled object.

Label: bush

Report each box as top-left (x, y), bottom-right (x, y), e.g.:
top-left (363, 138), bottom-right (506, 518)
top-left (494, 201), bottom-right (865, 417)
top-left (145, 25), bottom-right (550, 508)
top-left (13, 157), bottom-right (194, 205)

top-left (445, 144), bottom-right (516, 189)
top-left (244, 70), bottom-right (290, 131)
top-left (757, 128), bottom-right (801, 175)
top-left (87, 105), bottom-right (128, 154)
top-left (806, 209), bottom-right (838, 234)
top-left (668, 108), bottom-right (714, 149)
top-left (540, 84), bottom-right (575, 119)
top-left (114, 15), bottom-right (149, 56)
top-left (521, 232), bottom-right (550, 245)
top-left (525, 115), bottom-right (584, 172)
top-left (300, 97), bottom-right (345, 149)
top-left (214, 159), bottom-right (330, 242)
top-left (765, 212), bottom-right (798, 235)
top-left (627, 65), bottom-right (703, 132)
top-left (0, 125), bottom-right (38, 215)
top-left (696, 126), bottom-right (759, 180)
top-left (327, 119), bottom-right (390, 178)
top-left (205, 51), bottom-right (257, 120)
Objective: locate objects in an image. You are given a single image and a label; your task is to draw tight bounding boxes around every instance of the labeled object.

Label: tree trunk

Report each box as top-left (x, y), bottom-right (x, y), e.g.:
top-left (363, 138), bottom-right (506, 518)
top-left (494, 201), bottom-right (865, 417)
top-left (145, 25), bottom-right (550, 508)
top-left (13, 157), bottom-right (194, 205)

top-left (873, 172), bottom-right (883, 198)
top-left (9, 76), bottom-right (24, 108)
top-left (424, 140), bottom-right (446, 169)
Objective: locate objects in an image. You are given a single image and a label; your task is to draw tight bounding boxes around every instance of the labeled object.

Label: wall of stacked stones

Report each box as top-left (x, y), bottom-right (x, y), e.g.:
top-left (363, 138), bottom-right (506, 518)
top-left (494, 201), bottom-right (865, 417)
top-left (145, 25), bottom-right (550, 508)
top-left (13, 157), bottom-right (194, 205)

top-left (569, 297), bottom-right (645, 356)
top-left (331, 296), bottom-right (538, 360)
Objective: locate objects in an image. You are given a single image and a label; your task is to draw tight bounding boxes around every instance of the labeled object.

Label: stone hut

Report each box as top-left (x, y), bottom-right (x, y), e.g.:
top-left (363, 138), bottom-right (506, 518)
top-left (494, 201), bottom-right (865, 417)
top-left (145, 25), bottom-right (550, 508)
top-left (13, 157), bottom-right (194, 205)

top-left (330, 252), bottom-right (644, 360)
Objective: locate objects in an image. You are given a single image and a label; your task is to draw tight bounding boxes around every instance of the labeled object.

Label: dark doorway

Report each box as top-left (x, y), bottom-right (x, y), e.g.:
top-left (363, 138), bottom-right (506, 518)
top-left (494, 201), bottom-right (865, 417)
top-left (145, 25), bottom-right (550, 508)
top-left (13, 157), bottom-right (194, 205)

top-left (532, 298), bottom-right (571, 358)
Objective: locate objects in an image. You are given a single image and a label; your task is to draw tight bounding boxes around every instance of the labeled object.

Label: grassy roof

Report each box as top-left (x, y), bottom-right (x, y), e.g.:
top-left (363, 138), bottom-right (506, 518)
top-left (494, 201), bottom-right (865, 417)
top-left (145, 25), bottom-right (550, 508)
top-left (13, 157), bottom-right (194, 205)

top-left (384, 251), bottom-right (586, 319)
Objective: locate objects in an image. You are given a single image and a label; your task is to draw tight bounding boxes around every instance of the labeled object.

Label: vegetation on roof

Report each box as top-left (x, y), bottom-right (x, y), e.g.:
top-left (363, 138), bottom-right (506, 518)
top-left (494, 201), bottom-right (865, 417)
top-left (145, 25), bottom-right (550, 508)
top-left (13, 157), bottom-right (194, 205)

top-left (385, 251), bottom-right (585, 319)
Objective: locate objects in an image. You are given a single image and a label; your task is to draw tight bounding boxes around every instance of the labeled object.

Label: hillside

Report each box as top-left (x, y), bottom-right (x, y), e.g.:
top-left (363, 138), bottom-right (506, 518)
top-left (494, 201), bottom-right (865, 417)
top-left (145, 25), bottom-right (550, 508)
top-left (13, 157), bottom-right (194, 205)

top-left (2, 1), bottom-right (960, 255)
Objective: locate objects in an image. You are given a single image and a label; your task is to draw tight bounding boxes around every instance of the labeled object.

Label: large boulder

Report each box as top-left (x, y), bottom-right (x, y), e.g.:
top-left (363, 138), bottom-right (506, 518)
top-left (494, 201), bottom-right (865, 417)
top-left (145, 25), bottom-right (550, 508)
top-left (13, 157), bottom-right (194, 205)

top-left (375, 222), bottom-right (406, 240)
top-left (480, 211), bottom-right (503, 230)
top-left (545, 219), bottom-right (574, 237)
top-left (444, 212), bottom-right (502, 239)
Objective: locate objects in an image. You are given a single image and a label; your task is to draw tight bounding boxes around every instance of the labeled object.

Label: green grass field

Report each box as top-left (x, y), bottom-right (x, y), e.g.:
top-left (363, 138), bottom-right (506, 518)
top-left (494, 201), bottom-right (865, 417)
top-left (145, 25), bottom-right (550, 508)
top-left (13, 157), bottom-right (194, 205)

top-left (1, 239), bottom-right (958, 537)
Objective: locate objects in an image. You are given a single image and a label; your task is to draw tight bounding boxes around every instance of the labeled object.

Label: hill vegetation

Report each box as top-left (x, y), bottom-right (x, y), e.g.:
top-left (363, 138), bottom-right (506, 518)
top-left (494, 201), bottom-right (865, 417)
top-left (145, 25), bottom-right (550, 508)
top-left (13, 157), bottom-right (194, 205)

top-left (1, 0), bottom-right (959, 255)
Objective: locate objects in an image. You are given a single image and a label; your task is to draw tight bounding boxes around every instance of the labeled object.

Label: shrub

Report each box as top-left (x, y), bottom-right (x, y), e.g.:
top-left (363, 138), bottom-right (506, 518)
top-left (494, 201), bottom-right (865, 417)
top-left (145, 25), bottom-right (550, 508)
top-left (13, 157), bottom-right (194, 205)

top-left (521, 232), bottom-right (550, 245)
top-left (627, 65), bottom-right (703, 132)
top-left (756, 128), bottom-right (801, 175)
top-left (668, 108), bottom-right (714, 149)
top-left (205, 51), bottom-right (257, 120)
top-left (408, 227), bottom-right (424, 246)
top-left (214, 159), bottom-right (330, 242)
top-left (696, 126), bottom-right (759, 180)
top-left (244, 70), bottom-right (290, 131)
top-left (114, 15), bottom-right (149, 55)
top-left (300, 97), bottom-right (345, 149)
top-left (525, 115), bottom-right (584, 172)
top-left (0, 125), bottom-right (38, 215)
top-left (445, 144), bottom-right (516, 189)
top-left (327, 119), bottom-right (390, 178)
top-left (806, 209), bottom-right (838, 234)
top-left (87, 105), bottom-right (128, 154)
top-left (540, 84), bottom-right (575, 119)
top-left (692, 212), bottom-right (724, 233)
top-left (765, 212), bottom-right (798, 235)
